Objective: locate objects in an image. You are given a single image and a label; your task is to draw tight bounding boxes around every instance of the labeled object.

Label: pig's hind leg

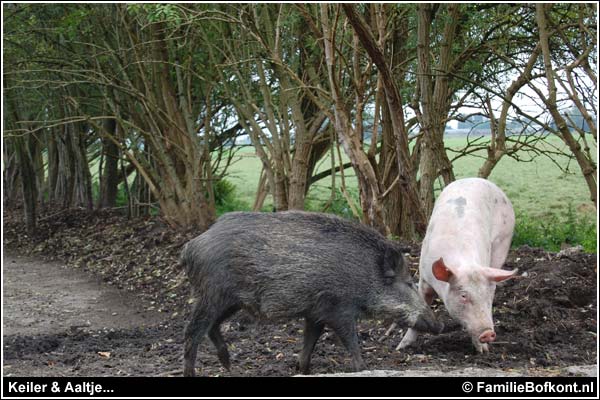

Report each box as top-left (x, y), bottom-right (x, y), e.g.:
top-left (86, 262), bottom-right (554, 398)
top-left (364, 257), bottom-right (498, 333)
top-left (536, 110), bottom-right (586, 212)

top-left (397, 279), bottom-right (436, 350)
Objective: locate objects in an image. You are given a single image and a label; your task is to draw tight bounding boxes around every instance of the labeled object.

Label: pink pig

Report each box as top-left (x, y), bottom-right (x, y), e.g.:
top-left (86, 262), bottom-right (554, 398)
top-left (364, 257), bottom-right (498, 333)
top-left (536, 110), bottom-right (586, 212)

top-left (399, 178), bottom-right (517, 353)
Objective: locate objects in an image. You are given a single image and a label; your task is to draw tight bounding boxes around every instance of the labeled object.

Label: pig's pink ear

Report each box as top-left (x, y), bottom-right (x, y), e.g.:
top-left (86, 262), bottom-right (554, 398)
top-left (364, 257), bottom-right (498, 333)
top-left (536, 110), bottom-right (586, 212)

top-left (432, 258), bottom-right (453, 282)
top-left (482, 267), bottom-right (518, 282)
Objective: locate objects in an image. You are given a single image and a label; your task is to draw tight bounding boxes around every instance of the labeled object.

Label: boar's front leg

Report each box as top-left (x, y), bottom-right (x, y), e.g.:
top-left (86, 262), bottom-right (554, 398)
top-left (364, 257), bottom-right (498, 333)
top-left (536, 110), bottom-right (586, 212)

top-left (327, 315), bottom-right (366, 372)
top-left (298, 318), bottom-right (325, 374)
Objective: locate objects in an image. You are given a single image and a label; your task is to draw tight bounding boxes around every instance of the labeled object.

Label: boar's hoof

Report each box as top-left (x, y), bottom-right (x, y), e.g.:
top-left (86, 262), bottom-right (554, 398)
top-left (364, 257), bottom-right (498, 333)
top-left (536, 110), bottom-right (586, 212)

top-left (352, 360), bottom-right (367, 372)
top-left (296, 361), bottom-right (311, 375)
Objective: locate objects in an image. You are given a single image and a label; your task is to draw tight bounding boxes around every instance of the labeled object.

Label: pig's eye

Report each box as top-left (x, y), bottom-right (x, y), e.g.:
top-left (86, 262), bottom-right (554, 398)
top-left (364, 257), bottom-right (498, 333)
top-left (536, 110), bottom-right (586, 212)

top-left (460, 293), bottom-right (469, 303)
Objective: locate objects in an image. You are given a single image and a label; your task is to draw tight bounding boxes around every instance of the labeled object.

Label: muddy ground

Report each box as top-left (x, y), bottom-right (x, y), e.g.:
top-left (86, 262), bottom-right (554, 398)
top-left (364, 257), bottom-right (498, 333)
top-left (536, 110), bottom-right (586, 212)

top-left (2, 208), bottom-right (597, 377)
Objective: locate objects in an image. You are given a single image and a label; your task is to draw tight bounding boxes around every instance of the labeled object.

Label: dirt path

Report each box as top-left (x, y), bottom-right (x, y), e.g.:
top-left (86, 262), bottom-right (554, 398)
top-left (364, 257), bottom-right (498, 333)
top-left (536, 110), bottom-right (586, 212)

top-left (3, 253), bottom-right (179, 377)
top-left (2, 253), bottom-right (596, 377)
top-left (3, 254), bottom-right (164, 337)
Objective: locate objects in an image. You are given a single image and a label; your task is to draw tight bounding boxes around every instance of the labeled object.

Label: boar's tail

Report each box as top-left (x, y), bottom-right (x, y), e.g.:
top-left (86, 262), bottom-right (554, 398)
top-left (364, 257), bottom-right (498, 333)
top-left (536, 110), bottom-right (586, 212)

top-left (178, 242), bottom-right (191, 273)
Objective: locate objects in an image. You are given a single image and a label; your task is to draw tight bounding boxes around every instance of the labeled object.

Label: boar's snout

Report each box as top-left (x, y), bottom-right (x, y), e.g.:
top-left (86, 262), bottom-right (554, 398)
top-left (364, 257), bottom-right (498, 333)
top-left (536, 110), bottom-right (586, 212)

top-left (411, 309), bottom-right (444, 334)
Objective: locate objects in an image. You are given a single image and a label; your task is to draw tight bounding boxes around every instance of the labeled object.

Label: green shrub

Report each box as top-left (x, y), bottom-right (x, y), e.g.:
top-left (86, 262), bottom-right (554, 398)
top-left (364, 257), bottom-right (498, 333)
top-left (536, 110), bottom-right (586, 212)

top-left (512, 205), bottom-right (596, 253)
top-left (115, 183), bottom-right (130, 208)
top-left (212, 178), bottom-right (250, 215)
top-left (212, 178), bottom-right (236, 206)
top-left (306, 187), bottom-right (362, 221)
top-left (89, 180), bottom-right (129, 208)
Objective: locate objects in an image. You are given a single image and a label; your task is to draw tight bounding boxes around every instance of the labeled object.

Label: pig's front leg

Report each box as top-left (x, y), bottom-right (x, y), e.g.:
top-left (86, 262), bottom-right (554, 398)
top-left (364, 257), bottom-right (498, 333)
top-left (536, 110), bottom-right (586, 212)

top-left (472, 337), bottom-right (490, 353)
top-left (397, 279), bottom-right (435, 350)
top-left (397, 327), bottom-right (418, 350)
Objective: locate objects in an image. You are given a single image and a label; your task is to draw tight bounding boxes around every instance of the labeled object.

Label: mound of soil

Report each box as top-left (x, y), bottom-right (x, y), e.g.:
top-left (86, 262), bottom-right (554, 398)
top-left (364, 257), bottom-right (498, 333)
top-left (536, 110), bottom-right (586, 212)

top-left (3, 207), bottom-right (597, 376)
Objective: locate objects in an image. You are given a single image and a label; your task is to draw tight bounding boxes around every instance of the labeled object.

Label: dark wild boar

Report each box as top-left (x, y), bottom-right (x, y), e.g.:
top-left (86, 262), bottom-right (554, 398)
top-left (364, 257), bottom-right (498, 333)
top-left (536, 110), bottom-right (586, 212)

top-left (180, 211), bottom-right (442, 376)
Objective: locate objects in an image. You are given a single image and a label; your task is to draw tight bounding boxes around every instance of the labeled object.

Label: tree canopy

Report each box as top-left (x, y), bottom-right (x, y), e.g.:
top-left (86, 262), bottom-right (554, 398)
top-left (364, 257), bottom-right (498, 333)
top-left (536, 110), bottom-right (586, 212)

top-left (3, 3), bottom-right (597, 237)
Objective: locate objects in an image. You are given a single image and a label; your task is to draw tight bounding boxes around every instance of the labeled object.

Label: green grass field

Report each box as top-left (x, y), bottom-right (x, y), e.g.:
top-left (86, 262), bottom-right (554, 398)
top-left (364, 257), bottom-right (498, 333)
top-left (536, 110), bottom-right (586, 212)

top-left (223, 135), bottom-right (596, 252)
top-left (226, 135), bottom-right (596, 222)
top-left (89, 134), bottom-right (593, 251)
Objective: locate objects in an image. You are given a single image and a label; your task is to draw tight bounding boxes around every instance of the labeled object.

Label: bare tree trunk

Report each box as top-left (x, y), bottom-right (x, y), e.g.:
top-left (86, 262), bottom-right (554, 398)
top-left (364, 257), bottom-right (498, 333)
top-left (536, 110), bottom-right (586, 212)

top-left (379, 100), bottom-right (414, 238)
top-left (272, 168), bottom-right (289, 212)
top-left (2, 138), bottom-right (21, 208)
top-left (343, 4), bottom-right (427, 236)
top-left (478, 46), bottom-right (540, 178)
top-left (72, 122), bottom-right (94, 210)
top-left (304, 133), bottom-right (333, 193)
top-left (51, 119), bottom-right (94, 210)
top-left (415, 3), bottom-right (437, 217)
top-left (99, 118), bottom-right (120, 208)
top-left (121, 150), bottom-right (133, 218)
top-left (322, 4), bottom-right (389, 234)
top-left (253, 167), bottom-right (269, 211)
top-left (5, 90), bottom-right (38, 229)
top-left (288, 137), bottom-right (312, 210)
top-left (46, 129), bottom-right (59, 204)
top-left (55, 123), bottom-right (75, 208)
top-left (132, 140), bottom-right (152, 217)
top-left (28, 134), bottom-right (45, 206)
top-left (15, 135), bottom-right (37, 233)
top-left (415, 4), bottom-right (458, 217)
top-left (536, 4), bottom-right (597, 208)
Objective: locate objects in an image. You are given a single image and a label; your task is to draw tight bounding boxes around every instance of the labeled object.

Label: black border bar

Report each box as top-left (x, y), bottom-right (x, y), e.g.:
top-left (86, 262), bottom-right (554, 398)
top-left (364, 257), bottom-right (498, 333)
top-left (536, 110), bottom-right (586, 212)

top-left (2, 376), bottom-right (597, 398)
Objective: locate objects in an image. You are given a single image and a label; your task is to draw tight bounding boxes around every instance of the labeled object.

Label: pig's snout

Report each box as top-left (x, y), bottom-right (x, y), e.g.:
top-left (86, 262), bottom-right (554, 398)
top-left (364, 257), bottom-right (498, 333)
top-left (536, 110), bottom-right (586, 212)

top-left (479, 329), bottom-right (496, 343)
top-left (412, 314), bottom-right (444, 334)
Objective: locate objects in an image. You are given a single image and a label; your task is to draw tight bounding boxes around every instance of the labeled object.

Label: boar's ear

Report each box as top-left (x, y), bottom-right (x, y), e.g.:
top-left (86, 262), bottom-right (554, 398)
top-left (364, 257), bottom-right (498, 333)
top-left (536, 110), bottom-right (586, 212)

top-left (482, 267), bottom-right (518, 282)
top-left (381, 246), bottom-right (399, 282)
top-left (432, 257), bottom-right (453, 282)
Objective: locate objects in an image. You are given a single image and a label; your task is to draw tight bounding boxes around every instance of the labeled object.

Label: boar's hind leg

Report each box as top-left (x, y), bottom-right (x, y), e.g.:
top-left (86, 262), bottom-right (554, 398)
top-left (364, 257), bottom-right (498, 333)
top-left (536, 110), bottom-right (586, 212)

top-left (327, 317), bottom-right (366, 372)
top-left (183, 317), bottom-right (211, 376)
top-left (298, 318), bottom-right (324, 375)
top-left (208, 305), bottom-right (240, 371)
top-left (184, 300), bottom-right (233, 377)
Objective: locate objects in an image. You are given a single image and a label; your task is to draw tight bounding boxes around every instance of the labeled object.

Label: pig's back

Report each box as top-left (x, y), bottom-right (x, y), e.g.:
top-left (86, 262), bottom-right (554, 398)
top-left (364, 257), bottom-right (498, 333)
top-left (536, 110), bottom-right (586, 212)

top-left (420, 178), bottom-right (514, 283)
top-left (432, 178), bottom-right (513, 231)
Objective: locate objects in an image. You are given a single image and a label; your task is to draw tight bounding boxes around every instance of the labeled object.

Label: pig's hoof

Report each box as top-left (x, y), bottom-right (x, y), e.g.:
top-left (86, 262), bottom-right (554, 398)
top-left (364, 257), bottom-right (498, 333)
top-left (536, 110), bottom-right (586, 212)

top-left (396, 339), bottom-right (415, 351)
top-left (396, 331), bottom-right (417, 350)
